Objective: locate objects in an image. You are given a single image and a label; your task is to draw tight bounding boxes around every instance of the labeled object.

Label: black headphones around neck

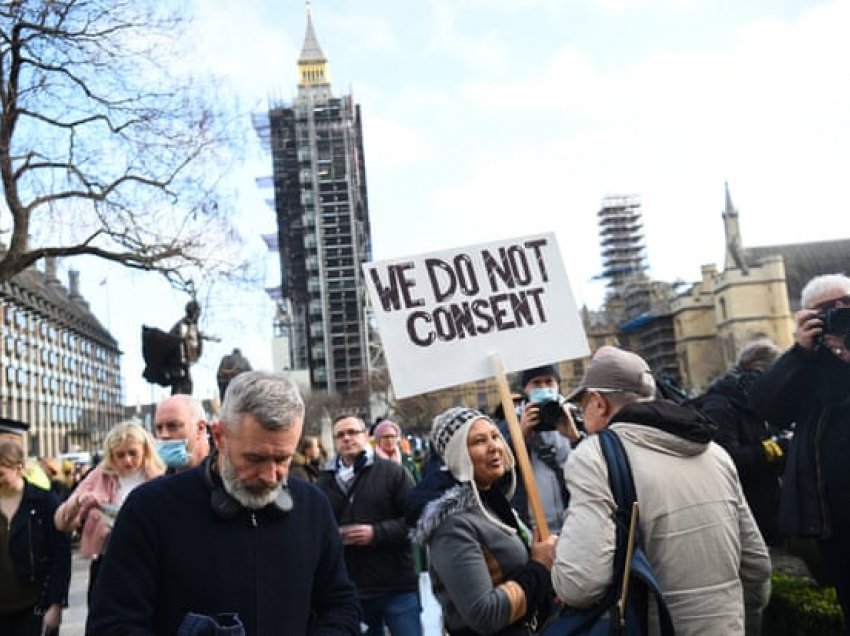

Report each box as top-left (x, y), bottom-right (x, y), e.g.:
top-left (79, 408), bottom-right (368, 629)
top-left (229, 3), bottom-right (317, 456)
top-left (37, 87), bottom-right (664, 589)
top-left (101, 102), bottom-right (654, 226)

top-left (202, 452), bottom-right (293, 519)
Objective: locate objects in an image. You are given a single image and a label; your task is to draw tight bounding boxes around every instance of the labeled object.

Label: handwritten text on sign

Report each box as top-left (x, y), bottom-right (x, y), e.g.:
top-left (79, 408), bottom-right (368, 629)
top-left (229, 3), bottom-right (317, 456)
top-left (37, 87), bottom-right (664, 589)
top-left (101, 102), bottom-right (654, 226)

top-left (363, 233), bottom-right (588, 398)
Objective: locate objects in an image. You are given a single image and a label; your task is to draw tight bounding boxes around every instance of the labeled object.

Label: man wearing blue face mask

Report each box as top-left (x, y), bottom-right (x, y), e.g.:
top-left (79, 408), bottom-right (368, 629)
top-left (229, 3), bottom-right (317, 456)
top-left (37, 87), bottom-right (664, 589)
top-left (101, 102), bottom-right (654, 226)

top-left (154, 395), bottom-right (210, 472)
top-left (500, 364), bottom-right (584, 533)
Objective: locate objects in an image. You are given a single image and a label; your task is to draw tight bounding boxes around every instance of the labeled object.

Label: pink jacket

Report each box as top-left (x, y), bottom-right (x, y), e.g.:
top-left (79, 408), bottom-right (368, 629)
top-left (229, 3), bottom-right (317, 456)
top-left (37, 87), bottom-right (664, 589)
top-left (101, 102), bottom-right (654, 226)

top-left (54, 464), bottom-right (160, 559)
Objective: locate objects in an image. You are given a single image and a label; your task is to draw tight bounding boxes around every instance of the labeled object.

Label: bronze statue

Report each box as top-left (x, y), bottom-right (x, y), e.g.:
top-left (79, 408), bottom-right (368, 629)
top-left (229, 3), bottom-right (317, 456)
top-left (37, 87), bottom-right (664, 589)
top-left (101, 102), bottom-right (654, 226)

top-left (169, 300), bottom-right (203, 395)
top-left (142, 299), bottom-right (217, 396)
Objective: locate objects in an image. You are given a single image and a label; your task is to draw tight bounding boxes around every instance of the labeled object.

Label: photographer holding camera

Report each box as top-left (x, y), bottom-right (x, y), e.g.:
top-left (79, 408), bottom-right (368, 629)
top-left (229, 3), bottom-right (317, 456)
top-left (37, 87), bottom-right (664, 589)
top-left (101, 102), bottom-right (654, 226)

top-left (749, 273), bottom-right (850, 624)
top-left (499, 364), bottom-right (584, 533)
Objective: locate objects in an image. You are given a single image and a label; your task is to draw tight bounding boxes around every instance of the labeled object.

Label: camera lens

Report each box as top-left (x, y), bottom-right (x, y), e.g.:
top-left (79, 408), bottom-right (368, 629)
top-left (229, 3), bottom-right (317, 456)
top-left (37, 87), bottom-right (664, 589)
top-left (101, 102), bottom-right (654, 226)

top-left (537, 401), bottom-right (564, 431)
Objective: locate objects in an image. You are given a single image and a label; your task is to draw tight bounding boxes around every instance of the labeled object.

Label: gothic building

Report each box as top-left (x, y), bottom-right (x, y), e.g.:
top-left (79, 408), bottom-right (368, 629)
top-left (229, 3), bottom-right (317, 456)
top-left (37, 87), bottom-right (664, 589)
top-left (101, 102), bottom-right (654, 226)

top-left (673, 183), bottom-right (849, 391)
top-left (256, 8), bottom-right (372, 395)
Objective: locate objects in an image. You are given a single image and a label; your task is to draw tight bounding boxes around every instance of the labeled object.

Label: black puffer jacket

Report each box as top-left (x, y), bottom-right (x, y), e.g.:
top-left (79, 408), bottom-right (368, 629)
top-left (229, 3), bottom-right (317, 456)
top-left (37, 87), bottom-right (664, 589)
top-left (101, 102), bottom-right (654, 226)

top-left (8, 481), bottom-right (71, 610)
top-left (692, 369), bottom-right (783, 543)
top-left (317, 454), bottom-right (418, 599)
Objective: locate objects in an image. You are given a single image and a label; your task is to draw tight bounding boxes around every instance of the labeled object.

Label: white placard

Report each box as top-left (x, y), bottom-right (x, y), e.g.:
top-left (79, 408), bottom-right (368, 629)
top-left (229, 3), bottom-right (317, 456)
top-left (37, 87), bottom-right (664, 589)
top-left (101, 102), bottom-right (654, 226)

top-left (363, 233), bottom-right (589, 398)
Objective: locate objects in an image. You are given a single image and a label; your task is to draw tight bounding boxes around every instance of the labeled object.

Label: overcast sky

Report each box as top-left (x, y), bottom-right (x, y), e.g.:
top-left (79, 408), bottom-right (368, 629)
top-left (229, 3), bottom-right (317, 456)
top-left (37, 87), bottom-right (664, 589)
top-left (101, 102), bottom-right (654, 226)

top-left (71, 0), bottom-right (850, 406)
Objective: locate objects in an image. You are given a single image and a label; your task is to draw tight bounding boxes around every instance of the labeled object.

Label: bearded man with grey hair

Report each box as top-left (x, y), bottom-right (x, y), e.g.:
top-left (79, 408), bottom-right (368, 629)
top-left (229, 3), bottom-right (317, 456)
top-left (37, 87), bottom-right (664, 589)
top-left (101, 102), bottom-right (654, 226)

top-left (87, 371), bottom-right (361, 635)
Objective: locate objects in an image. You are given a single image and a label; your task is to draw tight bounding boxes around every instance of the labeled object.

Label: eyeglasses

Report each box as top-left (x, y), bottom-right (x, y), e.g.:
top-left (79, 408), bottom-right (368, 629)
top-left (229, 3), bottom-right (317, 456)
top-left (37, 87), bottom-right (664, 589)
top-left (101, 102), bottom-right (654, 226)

top-left (378, 434), bottom-right (398, 440)
top-left (334, 428), bottom-right (365, 440)
top-left (812, 294), bottom-right (850, 313)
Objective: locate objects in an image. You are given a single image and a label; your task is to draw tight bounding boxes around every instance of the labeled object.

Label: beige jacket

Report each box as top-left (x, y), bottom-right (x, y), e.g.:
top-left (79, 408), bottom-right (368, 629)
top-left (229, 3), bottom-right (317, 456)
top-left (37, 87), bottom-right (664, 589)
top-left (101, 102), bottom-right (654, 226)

top-left (553, 419), bottom-right (771, 635)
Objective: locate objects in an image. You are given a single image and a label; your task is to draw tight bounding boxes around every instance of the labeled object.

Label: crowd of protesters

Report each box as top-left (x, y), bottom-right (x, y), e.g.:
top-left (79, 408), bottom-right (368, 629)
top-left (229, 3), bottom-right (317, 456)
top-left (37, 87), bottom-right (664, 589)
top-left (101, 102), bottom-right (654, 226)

top-left (0, 273), bottom-right (849, 635)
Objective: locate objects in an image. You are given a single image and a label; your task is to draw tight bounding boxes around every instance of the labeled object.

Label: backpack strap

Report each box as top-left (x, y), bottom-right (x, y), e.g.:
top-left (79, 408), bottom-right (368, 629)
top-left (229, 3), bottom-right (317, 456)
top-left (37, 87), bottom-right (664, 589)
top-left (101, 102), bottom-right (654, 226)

top-left (598, 429), bottom-right (675, 636)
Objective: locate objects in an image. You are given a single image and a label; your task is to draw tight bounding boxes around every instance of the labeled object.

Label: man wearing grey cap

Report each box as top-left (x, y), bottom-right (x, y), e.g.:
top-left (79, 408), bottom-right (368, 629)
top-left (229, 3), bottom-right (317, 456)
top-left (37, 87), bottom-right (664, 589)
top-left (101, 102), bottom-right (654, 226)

top-left (552, 346), bottom-right (771, 635)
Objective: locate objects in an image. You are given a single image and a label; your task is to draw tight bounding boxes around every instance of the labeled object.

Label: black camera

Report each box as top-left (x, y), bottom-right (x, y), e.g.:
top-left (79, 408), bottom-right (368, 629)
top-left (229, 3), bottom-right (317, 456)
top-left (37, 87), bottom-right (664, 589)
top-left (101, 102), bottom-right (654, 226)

top-left (818, 307), bottom-right (850, 348)
top-left (536, 396), bottom-right (567, 431)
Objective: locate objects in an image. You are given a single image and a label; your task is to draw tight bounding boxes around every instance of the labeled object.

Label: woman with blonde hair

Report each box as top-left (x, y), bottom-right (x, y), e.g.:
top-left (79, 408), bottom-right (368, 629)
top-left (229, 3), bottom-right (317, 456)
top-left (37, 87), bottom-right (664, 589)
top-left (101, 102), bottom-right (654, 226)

top-left (55, 421), bottom-right (164, 603)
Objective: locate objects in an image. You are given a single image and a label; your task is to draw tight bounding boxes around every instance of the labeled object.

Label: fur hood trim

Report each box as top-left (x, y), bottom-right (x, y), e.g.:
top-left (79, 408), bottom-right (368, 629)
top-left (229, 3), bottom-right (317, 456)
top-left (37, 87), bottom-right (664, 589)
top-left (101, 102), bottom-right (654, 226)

top-left (413, 483), bottom-right (516, 544)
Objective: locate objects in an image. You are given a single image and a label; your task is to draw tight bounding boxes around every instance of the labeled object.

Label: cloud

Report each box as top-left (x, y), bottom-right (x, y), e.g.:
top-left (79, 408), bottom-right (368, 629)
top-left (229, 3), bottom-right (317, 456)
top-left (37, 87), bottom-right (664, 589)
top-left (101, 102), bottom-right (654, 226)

top-left (322, 10), bottom-right (399, 52)
top-left (590, 0), bottom-right (702, 13)
top-left (367, 0), bottom-right (850, 303)
top-left (189, 0), bottom-right (298, 105)
top-left (424, 1), bottom-right (509, 72)
top-left (361, 116), bottom-right (434, 176)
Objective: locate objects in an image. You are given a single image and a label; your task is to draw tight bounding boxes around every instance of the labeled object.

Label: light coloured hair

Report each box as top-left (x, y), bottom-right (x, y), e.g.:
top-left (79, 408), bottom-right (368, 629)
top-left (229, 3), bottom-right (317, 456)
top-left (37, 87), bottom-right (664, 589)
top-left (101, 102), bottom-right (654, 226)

top-left (736, 338), bottom-right (783, 372)
top-left (801, 273), bottom-right (850, 309)
top-left (219, 371), bottom-right (304, 431)
top-left (0, 440), bottom-right (24, 468)
top-left (602, 390), bottom-right (647, 409)
top-left (101, 421), bottom-right (165, 476)
top-left (160, 394), bottom-right (206, 424)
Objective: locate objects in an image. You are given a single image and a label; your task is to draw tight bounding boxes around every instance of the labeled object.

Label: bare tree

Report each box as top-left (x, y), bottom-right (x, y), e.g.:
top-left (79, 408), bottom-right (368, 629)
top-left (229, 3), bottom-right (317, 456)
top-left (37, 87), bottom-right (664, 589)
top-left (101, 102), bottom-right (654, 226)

top-left (302, 390), bottom-right (343, 437)
top-left (0, 0), bottom-right (248, 291)
top-left (367, 366), bottom-right (439, 434)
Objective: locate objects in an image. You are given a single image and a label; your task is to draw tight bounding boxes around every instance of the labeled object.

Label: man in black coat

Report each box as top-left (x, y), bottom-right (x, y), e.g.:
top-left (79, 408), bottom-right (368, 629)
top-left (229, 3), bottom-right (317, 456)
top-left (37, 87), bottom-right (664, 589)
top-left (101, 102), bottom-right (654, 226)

top-left (87, 372), bottom-right (361, 635)
top-left (318, 415), bottom-right (421, 636)
top-left (749, 273), bottom-right (850, 625)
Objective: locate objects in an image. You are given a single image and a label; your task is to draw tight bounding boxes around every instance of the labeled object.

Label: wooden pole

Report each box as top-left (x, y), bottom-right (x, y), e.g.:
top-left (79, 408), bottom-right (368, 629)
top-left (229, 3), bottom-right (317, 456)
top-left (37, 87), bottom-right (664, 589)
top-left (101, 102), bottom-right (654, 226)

top-left (617, 501), bottom-right (640, 626)
top-left (491, 352), bottom-right (550, 540)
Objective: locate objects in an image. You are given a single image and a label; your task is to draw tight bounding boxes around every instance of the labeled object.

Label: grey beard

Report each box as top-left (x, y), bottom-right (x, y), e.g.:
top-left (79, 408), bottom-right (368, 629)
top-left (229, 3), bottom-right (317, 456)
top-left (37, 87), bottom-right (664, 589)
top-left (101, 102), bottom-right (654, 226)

top-left (219, 451), bottom-right (281, 510)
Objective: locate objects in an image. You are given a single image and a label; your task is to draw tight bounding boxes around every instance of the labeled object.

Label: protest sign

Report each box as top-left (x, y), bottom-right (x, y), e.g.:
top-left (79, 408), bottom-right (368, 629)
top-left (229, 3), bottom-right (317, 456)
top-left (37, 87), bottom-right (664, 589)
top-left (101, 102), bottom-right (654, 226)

top-left (364, 233), bottom-right (589, 398)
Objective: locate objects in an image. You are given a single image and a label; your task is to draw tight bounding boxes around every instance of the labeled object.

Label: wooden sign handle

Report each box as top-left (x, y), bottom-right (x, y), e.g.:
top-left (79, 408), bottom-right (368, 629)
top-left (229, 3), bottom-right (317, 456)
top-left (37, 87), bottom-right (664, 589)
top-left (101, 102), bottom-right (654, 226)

top-left (491, 353), bottom-right (550, 540)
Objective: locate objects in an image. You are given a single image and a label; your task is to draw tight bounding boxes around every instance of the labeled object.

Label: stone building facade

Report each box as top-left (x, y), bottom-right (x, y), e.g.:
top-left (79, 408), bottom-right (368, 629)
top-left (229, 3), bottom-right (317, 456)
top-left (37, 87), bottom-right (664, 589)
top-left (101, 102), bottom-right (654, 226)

top-left (0, 257), bottom-right (122, 457)
top-left (672, 258), bottom-right (795, 391)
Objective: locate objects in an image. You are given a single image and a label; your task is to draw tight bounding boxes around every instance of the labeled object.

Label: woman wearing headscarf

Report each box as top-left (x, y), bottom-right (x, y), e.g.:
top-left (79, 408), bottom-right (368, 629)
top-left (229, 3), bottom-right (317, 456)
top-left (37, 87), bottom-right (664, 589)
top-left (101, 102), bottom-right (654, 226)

top-left (54, 421), bottom-right (165, 603)
top-left (413, 407), bottom-right (555, 635)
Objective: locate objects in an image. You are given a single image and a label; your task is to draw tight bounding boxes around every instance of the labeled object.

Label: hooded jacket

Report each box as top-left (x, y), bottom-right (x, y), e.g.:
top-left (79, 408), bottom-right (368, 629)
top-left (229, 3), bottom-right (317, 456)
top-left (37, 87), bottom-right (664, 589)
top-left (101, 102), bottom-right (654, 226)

top-left (414, 483), bottom-right (549, 635)
top-left (552, 400), bottom-right (771, 636)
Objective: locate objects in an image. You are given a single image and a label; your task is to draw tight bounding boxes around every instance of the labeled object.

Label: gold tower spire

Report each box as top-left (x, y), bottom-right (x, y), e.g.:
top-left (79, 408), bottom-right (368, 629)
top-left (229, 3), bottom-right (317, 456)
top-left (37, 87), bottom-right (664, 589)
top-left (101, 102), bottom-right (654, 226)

top-left (298, 1), bottom-right (329, 89)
